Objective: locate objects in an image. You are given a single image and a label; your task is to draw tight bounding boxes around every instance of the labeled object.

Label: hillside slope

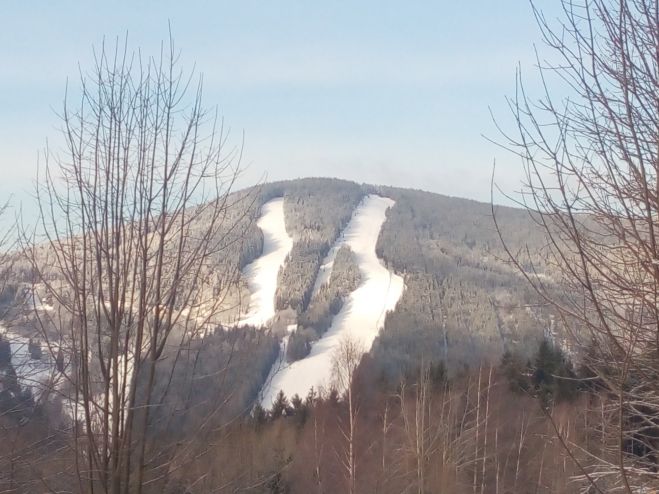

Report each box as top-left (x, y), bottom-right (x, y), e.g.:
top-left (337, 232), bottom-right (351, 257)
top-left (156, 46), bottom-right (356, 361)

top-left (2, 177), bottom-right (553, 414)
top-left (225, 179), bottom-right (553, 403)
top-left (260, 195), bottom-right (404, 406)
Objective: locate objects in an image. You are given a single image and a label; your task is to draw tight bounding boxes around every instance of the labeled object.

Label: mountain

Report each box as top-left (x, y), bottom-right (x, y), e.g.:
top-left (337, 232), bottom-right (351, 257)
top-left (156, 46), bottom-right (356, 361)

top-left (200, 177), bottom-right (554, 406)
top-left (0, 176), bottom-right (579, 494)
top-left (2, 177), bottom-right (555, 411)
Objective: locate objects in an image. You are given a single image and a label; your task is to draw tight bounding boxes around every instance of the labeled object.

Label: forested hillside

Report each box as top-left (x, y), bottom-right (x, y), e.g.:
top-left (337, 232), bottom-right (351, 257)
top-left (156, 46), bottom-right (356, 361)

top-left (266, 178), bottom-right (364, 314)
top-left (370, 186), bottom-right (555, 381)
top-left (249, 179), bottom-right (554, 384)
top-left (2, 177), bottom-right (553, 392)
top-left (0, 177), bottom-right (563, 493)
top-left (3, 0), bottom-right (655, 489)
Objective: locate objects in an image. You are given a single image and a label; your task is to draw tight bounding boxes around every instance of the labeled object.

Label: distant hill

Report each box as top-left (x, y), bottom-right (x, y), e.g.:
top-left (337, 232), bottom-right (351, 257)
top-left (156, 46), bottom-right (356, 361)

top-left (235, 178), bottom-right (556, 393)
top-left (2, 177), bottom-right (557, 414)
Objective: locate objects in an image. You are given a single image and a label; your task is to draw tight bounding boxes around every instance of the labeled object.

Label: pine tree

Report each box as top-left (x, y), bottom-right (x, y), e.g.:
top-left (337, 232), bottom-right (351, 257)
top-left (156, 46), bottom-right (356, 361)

top-left (252, 403), bottom-right (267, 427)
top-left (55, 351), bottom-right (64, 373)
top-left (0, 335), bottom-right (11, 368)
top-left (290, 393), bottom-right (308, 425)
top-left (305, 386), bottom-right (318, 407)
top-left (28, 338), bottom-right (42, 360)
top-left (532, 338), bottom-right (577, 407)
top-left (270, 390), bottom-right (291, 419)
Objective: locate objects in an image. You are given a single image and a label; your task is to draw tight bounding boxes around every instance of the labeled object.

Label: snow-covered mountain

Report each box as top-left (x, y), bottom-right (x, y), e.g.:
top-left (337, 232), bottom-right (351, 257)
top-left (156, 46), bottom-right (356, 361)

top-left (2, 177), bottom-right (553, 414)
top-left (258, 194), bottom-right (404, 406)
top-left (218, 178), bottom-right (553, 406)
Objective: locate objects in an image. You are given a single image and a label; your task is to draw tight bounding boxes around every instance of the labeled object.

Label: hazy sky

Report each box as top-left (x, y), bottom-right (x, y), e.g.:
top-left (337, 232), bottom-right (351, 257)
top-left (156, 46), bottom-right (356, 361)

top-left (1, 1), bottom-right (557, 208)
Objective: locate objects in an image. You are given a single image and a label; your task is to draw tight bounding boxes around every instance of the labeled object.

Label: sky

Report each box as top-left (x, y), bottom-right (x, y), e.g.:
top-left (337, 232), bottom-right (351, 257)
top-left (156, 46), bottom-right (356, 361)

top-left (0, 1), bottom-right (559, 212)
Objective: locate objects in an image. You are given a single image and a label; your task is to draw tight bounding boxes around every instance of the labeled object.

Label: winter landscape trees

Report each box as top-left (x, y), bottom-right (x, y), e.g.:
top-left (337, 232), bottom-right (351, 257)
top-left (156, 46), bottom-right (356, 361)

top-left (19, 34), bottom-right (253, 493)
top-left (1, 0), bottom-right (659, 492)
top-left (495, 0), bottom-right (659, 490)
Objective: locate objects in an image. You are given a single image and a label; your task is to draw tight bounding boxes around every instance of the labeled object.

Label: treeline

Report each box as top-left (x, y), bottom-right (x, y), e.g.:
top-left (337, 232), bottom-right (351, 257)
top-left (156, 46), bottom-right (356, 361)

top-left (163, 339), bottom-right (619, 494)
top-left (143, 325), bottom-right (280, 433)
top-left (248, 179), bottom-right (558, 383)
top-left (287, 246), bottom-right (361, 362)
top-left (267, 178), bottom-right (364, 314)
top-left (4, 317), bottom-right (651, 494)
top-left (0, 337), bottom-right (609, 493)
top-left (225, 179), bottom-right (562, 383)
top-left (369, 185), bottom-right (558, 382)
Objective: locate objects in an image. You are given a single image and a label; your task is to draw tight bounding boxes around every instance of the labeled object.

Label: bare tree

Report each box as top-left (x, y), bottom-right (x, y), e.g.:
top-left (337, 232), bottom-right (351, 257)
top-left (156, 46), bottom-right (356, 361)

top-left (397, 365), bottom-right (433, 494)
top-left (0, 201), bottom-right (21, 324)
top-left (495, 0), bottom-right (659, 492)
top-left (331, 335), bottom-right (363, 494)
top-left (23, 33), bottom-right (252, 494)
top-left (0, 201), bottom-right (21, 492)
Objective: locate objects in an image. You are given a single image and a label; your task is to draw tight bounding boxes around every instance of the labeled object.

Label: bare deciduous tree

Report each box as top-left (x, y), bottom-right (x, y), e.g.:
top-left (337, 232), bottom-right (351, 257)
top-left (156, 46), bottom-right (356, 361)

top-left (495, 0), bottom-right (659, 491)
top-left (331, 335), bottom-right (363, 494)
top-left (0, 202), bottom-right (16, 319)
top-left (24, 34), bottom-right (252, 494)
top-left (397, 365), bottom-right (433, 494)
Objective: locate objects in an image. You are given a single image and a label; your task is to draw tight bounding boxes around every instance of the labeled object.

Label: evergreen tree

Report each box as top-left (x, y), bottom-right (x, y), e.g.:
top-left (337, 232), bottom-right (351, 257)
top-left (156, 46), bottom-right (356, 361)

top-left (0, 335), bottom-right (11, 368)
top-left (304, 386), bottom-right (318, 407)
top-left (270, 390), bottom-right (291, 419)
top-left (532, 338), bottom-right (577, 407)
top-left (55, 350), bottom-right (65, 373)
top-left (290, 393), bottom-right (308, 425)
top-left (4, 364), bottom-right (19, 394)
top-left (500, 350), bottom-right (531, 394)
top-left (28, 338), bottom-right (42, 360)
top-left (252, 402), bottom-right (267, 428)
top-left (326, 388), bottom-right (340, 407)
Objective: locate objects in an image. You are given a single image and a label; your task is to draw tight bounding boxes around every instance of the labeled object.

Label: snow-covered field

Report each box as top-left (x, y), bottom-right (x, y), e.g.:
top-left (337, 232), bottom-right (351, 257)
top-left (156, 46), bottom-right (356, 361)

top-left (260, 195), bottom-right (404, 406)
top-left (238, 197), bottom-right (294, 328)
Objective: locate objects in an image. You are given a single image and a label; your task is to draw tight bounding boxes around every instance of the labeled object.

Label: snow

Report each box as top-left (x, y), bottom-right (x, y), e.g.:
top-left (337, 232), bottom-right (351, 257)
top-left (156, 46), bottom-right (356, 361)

top-left (1, 324), bottom-right (142, 428)
top-left (260, 195), bottom-right (404, 406)
top-left (0, 326), bottom-right (53, 399)
top-left (311, 198), bottom-right (359, 298)
top-left (31, 290), bottom-right (55, 312)
top-left (238, 198), bottom-right (294, 328)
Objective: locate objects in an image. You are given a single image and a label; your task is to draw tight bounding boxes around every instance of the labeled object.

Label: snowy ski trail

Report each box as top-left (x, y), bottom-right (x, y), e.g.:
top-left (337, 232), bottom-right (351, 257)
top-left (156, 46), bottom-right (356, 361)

top-left (260, 194), bottom-right (404, 406)
top-left (238, 197), bottom-right (294, 328)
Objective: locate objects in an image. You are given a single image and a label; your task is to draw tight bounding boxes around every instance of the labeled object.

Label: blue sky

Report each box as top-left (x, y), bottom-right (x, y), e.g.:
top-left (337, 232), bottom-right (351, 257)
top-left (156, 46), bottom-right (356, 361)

top-left (1, 1), bottom-right (556, 208)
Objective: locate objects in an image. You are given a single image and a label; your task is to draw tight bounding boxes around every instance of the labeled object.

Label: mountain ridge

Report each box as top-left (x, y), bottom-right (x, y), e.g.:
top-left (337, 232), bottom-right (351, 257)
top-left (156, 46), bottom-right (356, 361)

top-left (1, 176), bottom-right (556, 417)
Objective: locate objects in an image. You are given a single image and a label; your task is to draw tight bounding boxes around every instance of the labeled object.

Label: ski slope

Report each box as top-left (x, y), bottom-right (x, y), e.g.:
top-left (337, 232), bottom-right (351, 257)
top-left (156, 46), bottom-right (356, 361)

top-left (238, 197), bottom-right (294, 328)
top-left (260, 195), bottom-right (404, 406)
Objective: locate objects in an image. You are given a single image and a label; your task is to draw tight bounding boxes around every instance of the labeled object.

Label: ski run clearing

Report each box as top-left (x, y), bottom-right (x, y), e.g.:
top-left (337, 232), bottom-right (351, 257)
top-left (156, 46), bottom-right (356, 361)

top-left (238, 197), bottom-right (294, 327)
top-left (260, 194), bottom-right (404, 407)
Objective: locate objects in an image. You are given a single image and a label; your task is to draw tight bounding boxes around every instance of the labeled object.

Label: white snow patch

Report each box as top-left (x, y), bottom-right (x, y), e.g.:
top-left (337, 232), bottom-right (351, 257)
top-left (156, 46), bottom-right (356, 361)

top-left (0, 326), bottom-right (54, 399)
top-left (31, 289), bottom-right (55, 313)
top-left (260, 195), bottom-right (404, 406)
top-left (238, 198), bottom-right (293, 328)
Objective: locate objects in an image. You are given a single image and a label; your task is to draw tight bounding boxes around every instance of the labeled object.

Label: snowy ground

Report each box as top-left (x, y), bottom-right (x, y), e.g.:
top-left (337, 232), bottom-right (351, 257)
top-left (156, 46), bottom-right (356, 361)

top-left (238, 197), bottom-right (294, 328)
top-left (260, 195), bottom-right (404, 406)
top-left (0, 326), bottom-right (53, 399)
top-left (1, 324), bottom-right (142, 427)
